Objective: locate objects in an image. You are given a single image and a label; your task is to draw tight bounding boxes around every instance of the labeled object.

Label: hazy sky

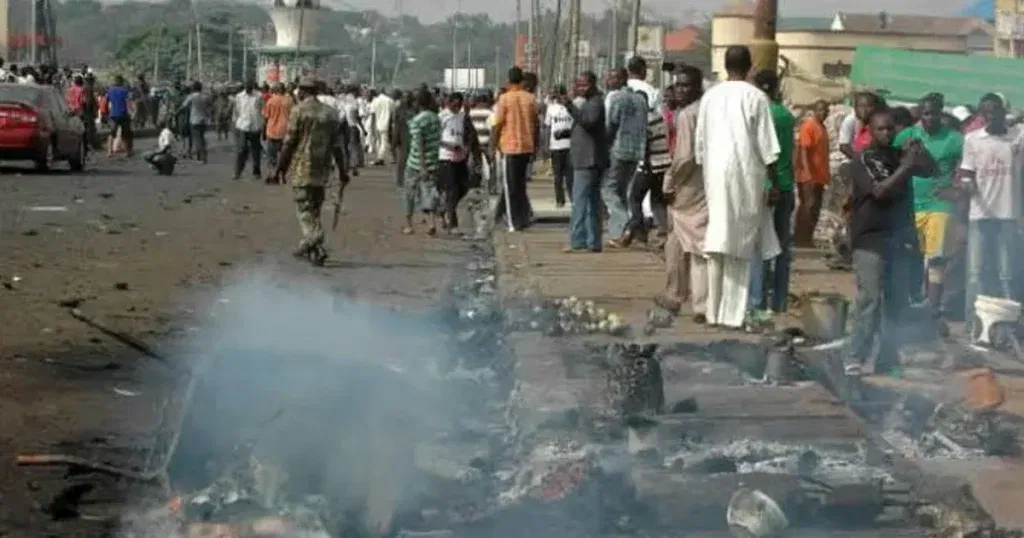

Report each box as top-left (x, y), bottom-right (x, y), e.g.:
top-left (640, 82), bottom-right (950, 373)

top-left (326, 0), bottom-right (970, 24)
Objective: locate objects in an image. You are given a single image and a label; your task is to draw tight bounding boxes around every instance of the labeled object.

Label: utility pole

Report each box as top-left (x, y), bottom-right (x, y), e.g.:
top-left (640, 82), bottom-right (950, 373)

top-left (186, 29), bottom-right (193, 80)
top-left (610, 1), bottom-right (618, 68)
top-left (451, 1), bottom-right (460, 89)
top-left (751, 0), bottom-right (779, 75)
top-left (467, 41), bottom-right (474, 88)
top-left (515, 0), bottom-right (522, 64)
top-left (549, 0), bottom-right (562, 87)
top-left (569, 0), bottom-right (581, 82)
top-left (526, 0), bottom-right (534, 73)
top-left (391, 0), bottom-right (405, 85)
top-left (370, 30), bottom-right (377, 87)
top-left (193, 0), bottom-right (203, 79)
top-left (494, 45), bottom-right (500, 87)
top-left (242, 30), bottom-right (248, 82)
top-left (29, 0), bottom-right (37, 64)
top-left (629, 0), bottom-right (641, 57)
top-left (153, 26), bottom-right (162, 83)
top-left (228, 29), bottom-right (234, 82)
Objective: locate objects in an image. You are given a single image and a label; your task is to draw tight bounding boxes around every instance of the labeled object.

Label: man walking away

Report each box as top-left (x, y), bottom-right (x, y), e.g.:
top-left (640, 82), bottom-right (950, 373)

top-left (604, 67), bottom-right (648, 247)
top-left (893, 93), bottom-right (963, 336)
top-left (438, 92), bottom-right (470, 233)
top-left (655, 66), bottom-right (708, 323)
top-left (795, 99), bottom-right (831, 247)
top-left (263, 82), bottom-right (292, 184)
top-left (343, 86), bottom-right (366, 175)
top-left (694, 46), bottom-right (781, 330)
top-left (392, 92), bottom-right (415, 187)
top-left (960, 93), bottom-right (1024, 334)
top-left (468, 93), bottom-right (495, 193)
top-left (545, 84), bottom-right (574, 207)
top-left (563, 71), bottom-right (606, 253)
top-left (401, 89), bottom-right (443, 236)
top-left (491, 66), bottom-right (538, 231)
top-left (233, 80), bottom-right (264, 180)
top-left (370, 89), bottom-right (396, 165)
top-left (749, 70), bottom-right (797, 318)
top-left (82, 74), bottom-right (99, 149)
top-left (274, 76), bottom-right (347, 267)
top-left (178, 81), bottom-right (212, 163)
top-left (213, 89), bottom-right (233, 140)
top-left (845, 109), bottom-right (921, 377)
top-left (105, 75), bottom-right (134, 157)
top-left (621, 89), bottom-right (670, 246)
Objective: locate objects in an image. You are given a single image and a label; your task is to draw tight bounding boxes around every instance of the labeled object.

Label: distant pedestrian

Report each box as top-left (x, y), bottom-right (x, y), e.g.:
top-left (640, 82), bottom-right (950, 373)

top-left (656, 65), bottom-right (707, 322)
top-left (178, 81), bottom-right (212, 163)
top-left (491, 66), bottom-right (538, 231)
top-left (105, 75), bottom-right (134, 157)
top-left (795, 99), bottom-right (831, 247)
top-left (274, 76), bottom-right (346, 266)
top-left (401, 89), bottom-right (442, 236)
top-left (604, 67), bottom-right (648, 247)
top-left (438, 92), bottom-right (470, 233)
top-left (232, 80), bottom-right (264, 180)
top-left (562, 71), bottom-right (606, 253)
top-left (544, 84), bottom-right (574, 208)
top-left (262, 82), bottom-right (292, 184)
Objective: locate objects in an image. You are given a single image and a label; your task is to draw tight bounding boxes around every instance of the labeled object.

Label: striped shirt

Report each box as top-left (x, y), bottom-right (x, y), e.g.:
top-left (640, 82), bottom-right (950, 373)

top-left (493, 84), bottom-right (537, 155)
top-left (406, 110), bottom-right (441, 173)
top-left (469, 107), bottom-right (493, 148)
top-left (644, 109), bottom-right (671, 175)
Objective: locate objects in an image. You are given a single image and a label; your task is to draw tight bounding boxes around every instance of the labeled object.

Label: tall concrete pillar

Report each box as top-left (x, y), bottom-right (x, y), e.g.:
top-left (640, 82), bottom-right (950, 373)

top-left (751, 0), bottom-right (778, 75)
top-left (0, 0), bottom-right (9, 61)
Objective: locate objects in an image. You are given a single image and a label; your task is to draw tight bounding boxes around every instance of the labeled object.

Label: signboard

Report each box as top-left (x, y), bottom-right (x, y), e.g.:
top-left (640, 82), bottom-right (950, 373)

top-left (577, 39), bottom-right (591, 59)
top-left (629, 24), bottom-right (664, 61)
top-left (997, 10), bottom-right (1024, 38)
top-left (444, 68), bottom-right (487, 90)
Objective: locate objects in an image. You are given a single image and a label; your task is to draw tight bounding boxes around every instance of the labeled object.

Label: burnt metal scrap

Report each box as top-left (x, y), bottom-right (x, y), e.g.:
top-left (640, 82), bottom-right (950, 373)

top-left (503, 296), bottom-right (630, 337)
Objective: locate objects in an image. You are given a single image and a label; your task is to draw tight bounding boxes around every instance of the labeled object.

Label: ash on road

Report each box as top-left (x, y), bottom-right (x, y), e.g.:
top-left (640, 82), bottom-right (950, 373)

top-left (0, 146), bottom-right (475, 535)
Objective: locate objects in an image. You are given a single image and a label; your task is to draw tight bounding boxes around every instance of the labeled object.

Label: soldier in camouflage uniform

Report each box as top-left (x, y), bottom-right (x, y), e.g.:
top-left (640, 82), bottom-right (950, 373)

top-left (274, 76), bottom-right (347, 266)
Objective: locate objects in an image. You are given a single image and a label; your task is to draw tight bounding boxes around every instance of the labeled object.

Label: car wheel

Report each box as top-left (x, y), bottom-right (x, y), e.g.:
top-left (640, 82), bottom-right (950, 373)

top-left (34, 141), bottom-right (54, 172)
top-left (68, 140), bottom-right (86, 172)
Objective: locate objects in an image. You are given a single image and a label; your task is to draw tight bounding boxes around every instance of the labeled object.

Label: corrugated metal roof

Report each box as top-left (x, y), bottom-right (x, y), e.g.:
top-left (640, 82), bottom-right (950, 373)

top-left (850, 45), bottom-right (1024, 107)
top-left (778, 17), bottom-right (834, 31)
top-left (836, 12), bottom-right (992, 36)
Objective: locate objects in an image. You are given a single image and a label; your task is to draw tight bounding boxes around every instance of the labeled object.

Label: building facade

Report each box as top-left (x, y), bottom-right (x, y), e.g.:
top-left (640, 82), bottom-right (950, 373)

top-left (995, 0), bottom-right (1024, 57)
top-left (711, 1), bottom-right (994, 104)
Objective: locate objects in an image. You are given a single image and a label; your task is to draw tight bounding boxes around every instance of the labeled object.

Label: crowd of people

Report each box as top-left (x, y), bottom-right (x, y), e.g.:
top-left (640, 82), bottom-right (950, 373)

top-left (9, 49), bottom-right (1022, 379)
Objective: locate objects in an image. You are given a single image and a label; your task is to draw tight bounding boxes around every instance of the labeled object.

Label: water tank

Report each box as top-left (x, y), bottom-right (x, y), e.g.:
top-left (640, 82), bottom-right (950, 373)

top-left (270, 6), bottom-right (322, 48)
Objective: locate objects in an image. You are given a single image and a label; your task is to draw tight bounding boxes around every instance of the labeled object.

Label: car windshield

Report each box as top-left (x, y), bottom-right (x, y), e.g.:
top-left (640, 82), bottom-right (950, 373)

top-left (0, 85), bottom-right (42, 106)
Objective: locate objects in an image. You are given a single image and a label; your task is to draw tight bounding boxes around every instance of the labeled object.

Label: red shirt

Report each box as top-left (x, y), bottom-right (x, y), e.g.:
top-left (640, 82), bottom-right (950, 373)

top-left (65, 85), bottom-right (85, 113)
top-left (663, 108), bottom-right (676, 152)
top-left (852, 124), bottom-right (872, 152)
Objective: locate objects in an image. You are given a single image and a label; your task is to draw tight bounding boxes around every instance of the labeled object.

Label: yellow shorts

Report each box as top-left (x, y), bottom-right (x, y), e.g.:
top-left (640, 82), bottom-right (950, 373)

top-left (915, 211), bottom-right (950, 260)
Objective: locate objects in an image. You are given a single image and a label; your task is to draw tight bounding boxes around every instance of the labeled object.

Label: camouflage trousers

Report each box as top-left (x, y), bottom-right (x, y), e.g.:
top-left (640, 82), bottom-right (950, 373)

top-left (294, 186), bottom-right (326, 250)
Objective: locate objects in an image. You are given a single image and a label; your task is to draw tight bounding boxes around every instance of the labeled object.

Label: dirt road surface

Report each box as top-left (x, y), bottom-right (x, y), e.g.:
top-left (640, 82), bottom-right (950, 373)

top-left (0, 143), bottom-right (474, 535)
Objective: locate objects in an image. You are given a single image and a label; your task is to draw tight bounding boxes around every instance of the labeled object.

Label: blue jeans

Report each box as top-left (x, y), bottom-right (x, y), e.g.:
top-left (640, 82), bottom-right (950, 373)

top-left (601, 159), bottom-right (638, 239)
top-left (747, 190), bottom-right (795, 311)
top-left (965, 219), bottom-right (1016, 324)
top-left (569, 168), bottom-right (603, 250)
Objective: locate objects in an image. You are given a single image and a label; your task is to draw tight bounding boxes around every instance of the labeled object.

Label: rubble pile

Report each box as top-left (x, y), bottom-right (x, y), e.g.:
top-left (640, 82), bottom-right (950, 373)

top-left (503, 296), bottom-right (629, 337)
top-left (883, 397), bottom-right (1020, 460)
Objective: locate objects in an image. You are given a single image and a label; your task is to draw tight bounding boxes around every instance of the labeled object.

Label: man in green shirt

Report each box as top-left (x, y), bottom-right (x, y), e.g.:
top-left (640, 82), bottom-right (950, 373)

top-left (891, 93), bottom-right (963, 336)
top-left (401, 88), bottom-right (442, 236)
top-left (748, 70), bottom-right (796, 324)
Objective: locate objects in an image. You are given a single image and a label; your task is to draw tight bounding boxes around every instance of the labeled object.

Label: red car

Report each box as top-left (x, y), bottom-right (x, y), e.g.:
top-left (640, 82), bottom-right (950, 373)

top-left (0, 83), bottom-right (86, 172)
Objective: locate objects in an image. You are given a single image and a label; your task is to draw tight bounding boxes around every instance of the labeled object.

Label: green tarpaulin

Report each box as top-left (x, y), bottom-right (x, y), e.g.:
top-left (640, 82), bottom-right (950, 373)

top-left (850, 45), bottom-right (1024, 108)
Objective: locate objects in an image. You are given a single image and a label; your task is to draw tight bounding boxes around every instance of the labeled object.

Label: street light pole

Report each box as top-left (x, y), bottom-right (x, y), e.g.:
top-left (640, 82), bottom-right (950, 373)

top-left (751, 0), bottom-right (779, 75)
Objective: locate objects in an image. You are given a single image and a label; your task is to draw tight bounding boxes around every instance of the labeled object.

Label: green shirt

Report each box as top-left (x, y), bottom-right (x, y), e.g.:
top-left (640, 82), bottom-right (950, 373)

top-left (770, 101), bottom-right (796, 191)
top-left (892, 124), bottom-right (963, 214)
top-left (406, 110), bottom-right (441, 173)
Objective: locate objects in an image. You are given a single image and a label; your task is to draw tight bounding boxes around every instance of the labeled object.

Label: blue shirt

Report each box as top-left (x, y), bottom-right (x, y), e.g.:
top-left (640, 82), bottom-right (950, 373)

top-left (606, 89), bottom-right (647, 162)
top-left (106, 85), bottom-right (130, 119)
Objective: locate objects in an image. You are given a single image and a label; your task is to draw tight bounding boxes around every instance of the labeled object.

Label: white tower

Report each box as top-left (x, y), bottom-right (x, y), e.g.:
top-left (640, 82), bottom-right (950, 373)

top-left (269, 0), bottom-right (321, 49)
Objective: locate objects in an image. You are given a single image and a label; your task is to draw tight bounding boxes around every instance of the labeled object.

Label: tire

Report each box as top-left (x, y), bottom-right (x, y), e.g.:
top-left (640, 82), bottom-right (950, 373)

top-left (34, 140), bottom-right (55, 172)
top-left (68, 140), bottom-right (86, 172)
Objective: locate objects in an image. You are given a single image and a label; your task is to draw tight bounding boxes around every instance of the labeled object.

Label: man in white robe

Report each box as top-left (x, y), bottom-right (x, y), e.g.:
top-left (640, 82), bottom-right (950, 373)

top-left (369, 90), bottom-right (396, 165)
top-left (694, 46), bottom-right (781, 329)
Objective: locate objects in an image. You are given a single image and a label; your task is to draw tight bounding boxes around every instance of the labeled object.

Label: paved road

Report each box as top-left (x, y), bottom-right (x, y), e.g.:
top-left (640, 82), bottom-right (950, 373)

top-left (0, 143), bottom-right (475, 534)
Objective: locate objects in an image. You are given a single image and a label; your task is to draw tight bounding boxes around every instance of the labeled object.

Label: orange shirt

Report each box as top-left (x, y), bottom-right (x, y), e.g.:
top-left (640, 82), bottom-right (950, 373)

top-left (493, 84), bottom-right (537, 155)
top-left (796, 117), bottom-right (830, 184)
top-left (263, 94), bottom-right (293, 140)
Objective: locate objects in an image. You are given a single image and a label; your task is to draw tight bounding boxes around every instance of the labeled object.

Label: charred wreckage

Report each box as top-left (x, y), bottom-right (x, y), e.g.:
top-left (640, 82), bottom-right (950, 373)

top-left (13, 242), bottom-right (1024, 538)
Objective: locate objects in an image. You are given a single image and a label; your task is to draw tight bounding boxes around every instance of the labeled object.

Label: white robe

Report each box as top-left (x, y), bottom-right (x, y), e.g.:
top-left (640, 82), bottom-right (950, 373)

top-left (694, 80), bottom-right (782, 327)
top-left (694, 80), bottom-right (781, 260)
